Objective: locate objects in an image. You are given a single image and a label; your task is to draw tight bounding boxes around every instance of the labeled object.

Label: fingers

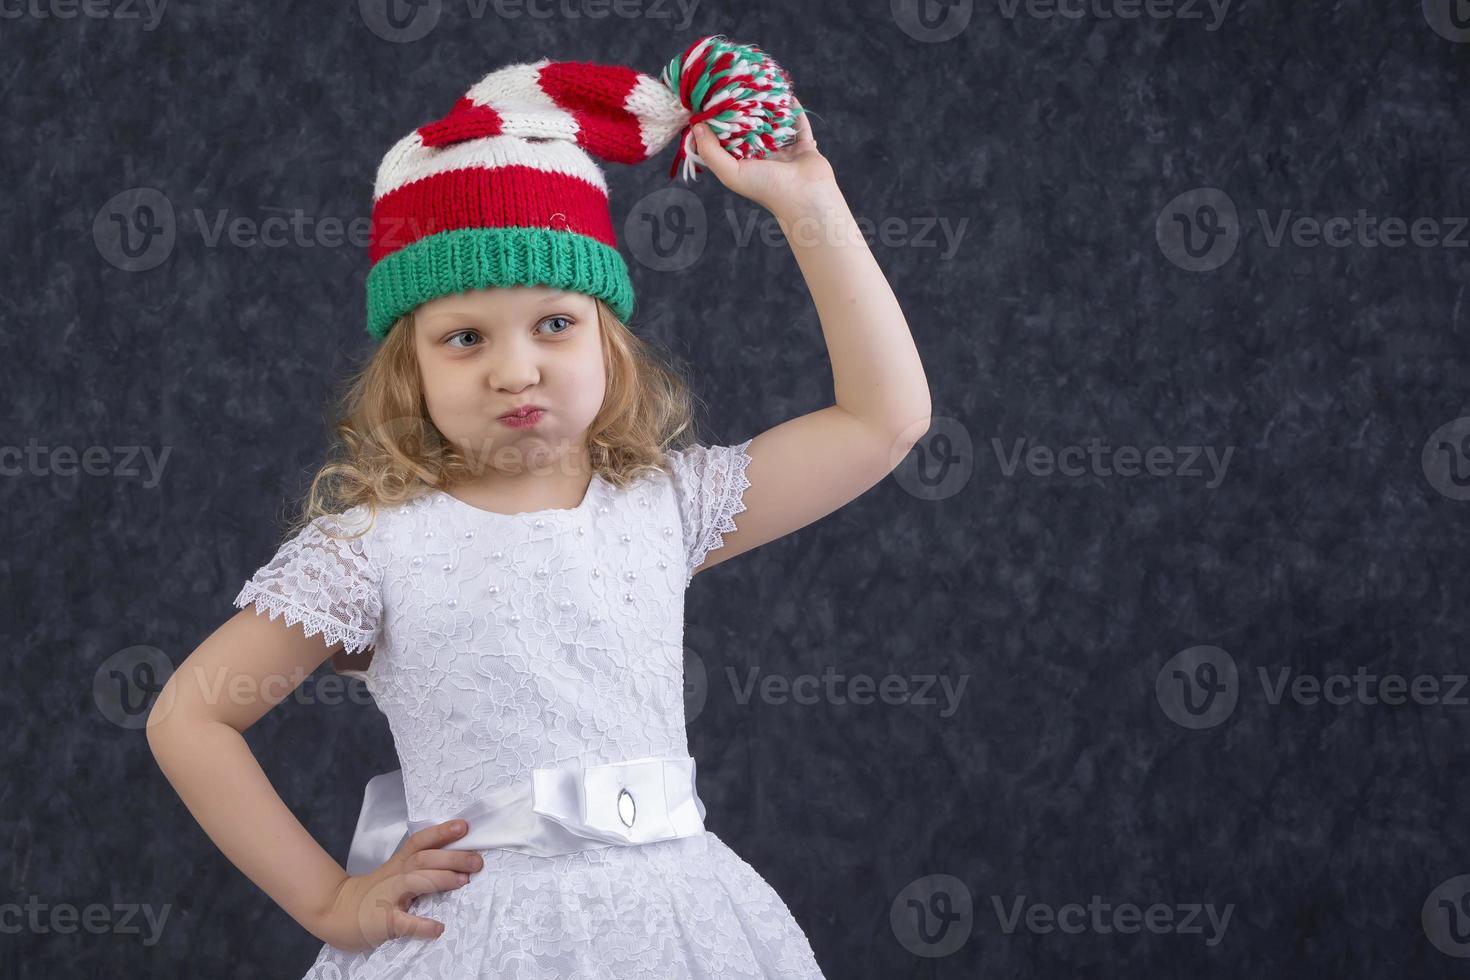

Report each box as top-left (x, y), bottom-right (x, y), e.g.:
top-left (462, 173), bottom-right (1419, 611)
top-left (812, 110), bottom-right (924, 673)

top-left (405, 846), bottom-right (485, 876)
top-left (791, 99), bottom-right (816, 147)
top-left (400, 867), bottom-right (473, 899)
top-left (387, 905), bottom-right (449, 942)
top-left (380, 865), bottom-right (475, 941)
top-left (399, 818), bottom-right (469, 858)
top-left (691, 122), bottom-right (736, 181)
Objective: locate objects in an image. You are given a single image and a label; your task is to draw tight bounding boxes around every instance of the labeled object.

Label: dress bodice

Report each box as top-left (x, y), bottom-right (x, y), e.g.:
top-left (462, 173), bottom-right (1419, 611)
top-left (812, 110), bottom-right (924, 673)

top-left (233, 440), bottom-right (754, 821)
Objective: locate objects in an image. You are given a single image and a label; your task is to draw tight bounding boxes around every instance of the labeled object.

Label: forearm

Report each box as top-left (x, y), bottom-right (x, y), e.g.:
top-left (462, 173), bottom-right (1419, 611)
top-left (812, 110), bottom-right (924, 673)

top-left (773, 181), bottom-right (931, 435)
top-left (148, 717), bottom-right (347, 941)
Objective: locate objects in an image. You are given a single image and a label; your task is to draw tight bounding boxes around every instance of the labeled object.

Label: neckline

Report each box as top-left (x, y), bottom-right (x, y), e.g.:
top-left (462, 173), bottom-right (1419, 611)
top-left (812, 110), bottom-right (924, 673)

top-left (434, 471), bottom-right (604, 519)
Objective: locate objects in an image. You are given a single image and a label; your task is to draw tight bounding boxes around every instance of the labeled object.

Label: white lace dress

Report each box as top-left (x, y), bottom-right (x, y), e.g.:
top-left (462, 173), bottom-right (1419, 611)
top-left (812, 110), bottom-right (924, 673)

top-left (232, 439), bottom-right (827, 979)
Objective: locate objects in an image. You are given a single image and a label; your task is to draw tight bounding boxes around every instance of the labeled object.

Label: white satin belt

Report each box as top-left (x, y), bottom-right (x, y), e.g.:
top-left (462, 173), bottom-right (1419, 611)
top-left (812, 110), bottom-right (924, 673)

top-left (344, 755), bottom-right (708, 876)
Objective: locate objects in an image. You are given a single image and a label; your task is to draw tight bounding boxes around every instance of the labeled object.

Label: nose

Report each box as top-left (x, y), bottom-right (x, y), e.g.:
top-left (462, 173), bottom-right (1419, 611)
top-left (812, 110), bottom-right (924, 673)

top-left (487, 335), bottom-right (540, 392)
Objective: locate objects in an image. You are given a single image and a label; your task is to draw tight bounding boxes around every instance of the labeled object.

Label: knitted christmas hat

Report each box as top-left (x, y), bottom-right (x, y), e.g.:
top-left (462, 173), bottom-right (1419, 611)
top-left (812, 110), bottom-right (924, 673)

top-left (364, 35), bottom-right (802, 342)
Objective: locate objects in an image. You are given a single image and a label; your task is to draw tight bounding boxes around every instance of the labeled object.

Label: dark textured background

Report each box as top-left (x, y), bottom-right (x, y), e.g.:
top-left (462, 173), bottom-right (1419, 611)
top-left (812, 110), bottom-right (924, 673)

top-left (6, 0), bottom-right (1470, 976)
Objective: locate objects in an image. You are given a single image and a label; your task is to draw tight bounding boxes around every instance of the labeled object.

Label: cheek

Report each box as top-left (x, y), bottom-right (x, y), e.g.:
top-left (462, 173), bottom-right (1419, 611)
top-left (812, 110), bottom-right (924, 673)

top-left (567, 353), bottom-right (607, 405)
top-left (418, 364), bottom-right (475, 425)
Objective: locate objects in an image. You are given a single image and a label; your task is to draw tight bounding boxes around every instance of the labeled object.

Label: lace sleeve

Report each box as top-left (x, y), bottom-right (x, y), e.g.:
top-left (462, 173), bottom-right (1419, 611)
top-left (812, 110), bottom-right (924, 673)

top-left (665, 438), bottom-right (755, 587)
top-left (232, 505), bottom-right (383, 656)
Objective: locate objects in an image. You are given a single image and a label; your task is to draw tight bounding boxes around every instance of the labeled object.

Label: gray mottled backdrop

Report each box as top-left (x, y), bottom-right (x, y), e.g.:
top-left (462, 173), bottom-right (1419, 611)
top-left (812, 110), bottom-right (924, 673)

top-left (6, 0), bottom-right (1470, 976)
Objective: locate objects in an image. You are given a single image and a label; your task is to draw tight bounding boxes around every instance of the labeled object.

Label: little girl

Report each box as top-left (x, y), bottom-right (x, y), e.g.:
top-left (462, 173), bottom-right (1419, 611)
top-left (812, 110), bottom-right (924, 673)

top-left (147, 35), bottom-right (930, 978)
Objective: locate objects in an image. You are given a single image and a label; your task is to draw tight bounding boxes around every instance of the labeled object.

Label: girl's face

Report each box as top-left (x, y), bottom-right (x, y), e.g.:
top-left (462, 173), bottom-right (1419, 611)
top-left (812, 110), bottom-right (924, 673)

top-left (412, 285), bottom-right (606, 476)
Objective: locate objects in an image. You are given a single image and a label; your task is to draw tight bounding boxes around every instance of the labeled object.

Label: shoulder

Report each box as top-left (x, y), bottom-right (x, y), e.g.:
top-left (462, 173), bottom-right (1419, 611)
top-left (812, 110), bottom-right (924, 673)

top-left (662, 439), bottom-right (755, 503)
top-left (295, 496), bottom-right (428, 567)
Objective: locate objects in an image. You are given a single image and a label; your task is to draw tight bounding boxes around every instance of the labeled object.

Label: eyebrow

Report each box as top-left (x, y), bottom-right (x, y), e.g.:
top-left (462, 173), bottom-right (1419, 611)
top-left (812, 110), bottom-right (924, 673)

top-left (423, 292), bottom-right (579, 327)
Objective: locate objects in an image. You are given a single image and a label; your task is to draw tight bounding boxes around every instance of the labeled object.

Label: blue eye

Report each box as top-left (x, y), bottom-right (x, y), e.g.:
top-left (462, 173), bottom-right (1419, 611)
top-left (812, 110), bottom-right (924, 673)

top-left (446, 329), bottom-right (480, 349)
top-left (537, 316), bottom-right (573, 336)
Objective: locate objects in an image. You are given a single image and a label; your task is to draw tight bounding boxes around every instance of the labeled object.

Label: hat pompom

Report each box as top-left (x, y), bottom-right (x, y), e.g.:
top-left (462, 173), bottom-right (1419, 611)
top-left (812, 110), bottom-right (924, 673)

top-left (659, 35), bottom-right (802, 182)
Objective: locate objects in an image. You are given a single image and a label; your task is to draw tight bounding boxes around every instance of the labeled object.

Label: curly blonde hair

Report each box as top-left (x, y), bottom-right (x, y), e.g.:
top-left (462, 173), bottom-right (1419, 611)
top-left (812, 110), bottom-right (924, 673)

top-left (283, 297), bottom-right (698, 543)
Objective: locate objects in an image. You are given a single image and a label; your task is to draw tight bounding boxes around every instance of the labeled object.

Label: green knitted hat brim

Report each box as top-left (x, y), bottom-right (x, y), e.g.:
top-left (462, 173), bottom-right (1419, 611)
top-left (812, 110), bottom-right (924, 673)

top-left (365, 226), bottom-right (635, 341)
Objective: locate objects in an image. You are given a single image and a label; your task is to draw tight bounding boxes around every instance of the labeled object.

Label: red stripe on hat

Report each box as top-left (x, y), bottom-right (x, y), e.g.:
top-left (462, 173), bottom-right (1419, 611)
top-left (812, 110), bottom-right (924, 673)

top-left (369, 164), bottom-right (615, 263)
top-left (537, 61), bottom-right (649, 164)
top-left (417, 96), bottom-right (505, 148)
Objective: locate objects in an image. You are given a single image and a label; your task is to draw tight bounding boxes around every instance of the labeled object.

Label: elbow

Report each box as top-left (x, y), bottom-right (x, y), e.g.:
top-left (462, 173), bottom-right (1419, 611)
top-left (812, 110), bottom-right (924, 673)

top-left (144, 686), bottom-right (177, 760)
top-left (887, 402), bottom-right (933, 459)
top-left (861, 408), bottom-right (931, 479)
top-left (144, 675), bottom-right (203, 760)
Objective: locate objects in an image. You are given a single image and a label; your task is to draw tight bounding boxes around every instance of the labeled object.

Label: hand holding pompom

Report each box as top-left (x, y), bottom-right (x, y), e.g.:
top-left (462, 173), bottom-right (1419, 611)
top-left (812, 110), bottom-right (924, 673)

top-left (689, 101), bottom-right (836, 216)
top-left (655, 35), bottom-right (836, 214)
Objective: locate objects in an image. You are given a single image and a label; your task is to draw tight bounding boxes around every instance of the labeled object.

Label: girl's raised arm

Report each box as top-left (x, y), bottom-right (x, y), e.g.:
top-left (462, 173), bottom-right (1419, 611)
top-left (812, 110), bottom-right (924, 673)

top-left (685, 110), bottom-right (933, 579)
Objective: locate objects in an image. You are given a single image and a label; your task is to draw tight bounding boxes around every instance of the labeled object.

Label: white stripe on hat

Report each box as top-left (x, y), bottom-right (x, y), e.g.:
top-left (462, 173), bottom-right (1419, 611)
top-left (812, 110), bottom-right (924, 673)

top-left (626, 72), bottom-right (689, 160)
top-left (461, 59), bottom-right (585, 143)
top-left (373, 131), bottom-right (608, 202)
top-left (462, 59), bottom-right (556, 108)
